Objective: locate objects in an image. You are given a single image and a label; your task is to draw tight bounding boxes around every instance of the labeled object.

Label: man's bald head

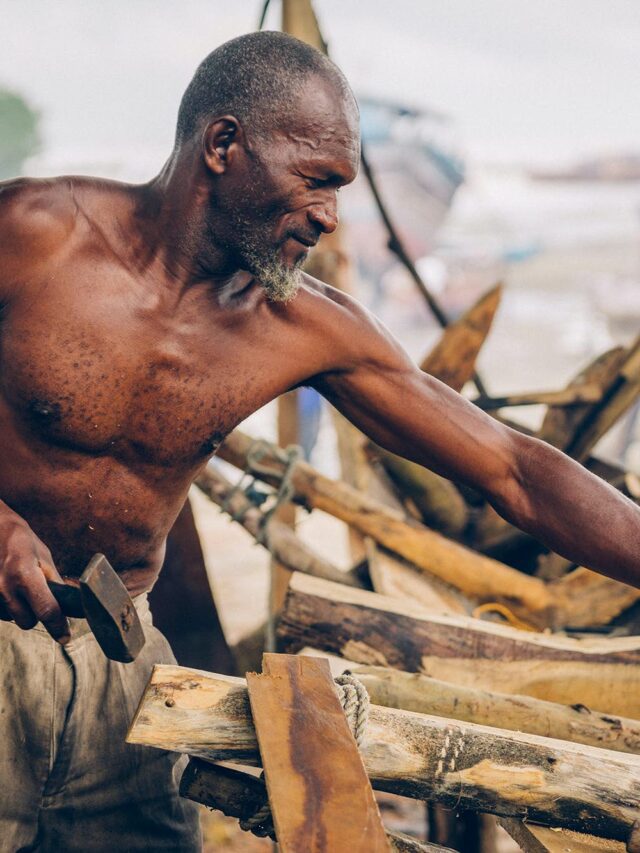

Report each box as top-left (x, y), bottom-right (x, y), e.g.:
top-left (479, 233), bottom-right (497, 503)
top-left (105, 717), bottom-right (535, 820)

top-left (175, 30), bottom-right (357, 146)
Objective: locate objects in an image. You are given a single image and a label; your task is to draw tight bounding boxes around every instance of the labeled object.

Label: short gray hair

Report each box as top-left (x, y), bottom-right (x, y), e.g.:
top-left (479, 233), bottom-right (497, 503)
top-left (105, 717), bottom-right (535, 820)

top-left (176, 31), bottom-right (353, 145)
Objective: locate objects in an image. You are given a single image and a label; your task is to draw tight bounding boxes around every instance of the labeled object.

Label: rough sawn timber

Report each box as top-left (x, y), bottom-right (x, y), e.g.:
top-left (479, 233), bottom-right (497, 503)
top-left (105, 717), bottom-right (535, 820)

top-left (245, 654), bottom-right (389, 852)
top-left (277, 573), bottom-right (640, 718)
top-left (127, 663), bottom-right (640, 841)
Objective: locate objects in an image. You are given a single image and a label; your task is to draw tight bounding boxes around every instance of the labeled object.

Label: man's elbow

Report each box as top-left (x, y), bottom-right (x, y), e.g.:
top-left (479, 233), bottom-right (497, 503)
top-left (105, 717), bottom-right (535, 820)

top-left (483, 429), bottom-right (538, 531)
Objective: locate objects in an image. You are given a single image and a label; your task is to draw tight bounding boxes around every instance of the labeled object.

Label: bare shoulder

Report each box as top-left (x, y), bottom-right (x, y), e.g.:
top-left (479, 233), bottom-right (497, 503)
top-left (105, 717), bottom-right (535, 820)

top-left (0, 177), bottom-right (77, 292)
top-left (290, 272), bottom-right (414, 377)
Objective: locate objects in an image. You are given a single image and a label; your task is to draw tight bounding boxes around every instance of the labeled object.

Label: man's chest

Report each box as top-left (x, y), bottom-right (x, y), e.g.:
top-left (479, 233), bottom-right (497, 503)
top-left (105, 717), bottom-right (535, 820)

top-left (0, 274), bottom-right (294, 467)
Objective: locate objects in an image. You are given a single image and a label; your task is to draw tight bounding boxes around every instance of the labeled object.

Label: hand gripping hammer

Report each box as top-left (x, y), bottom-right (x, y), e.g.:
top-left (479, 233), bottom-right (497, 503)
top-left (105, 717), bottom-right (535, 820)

top-left (47, 554), bottom-right (146, 662)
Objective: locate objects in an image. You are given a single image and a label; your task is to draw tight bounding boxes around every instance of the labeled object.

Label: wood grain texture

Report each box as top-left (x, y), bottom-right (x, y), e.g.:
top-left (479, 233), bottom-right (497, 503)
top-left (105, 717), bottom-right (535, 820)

top-left (128, 663), bottom-right (640, 841)
top-left (217, 430), bottom-right (554, 623)
top-left (277, 573), bottom-right (640, 717)
top-left (366, 543), bottom-right (470, 617)
top-left (246, 654), bottom-right (389, 853)
top-left (351, 665), bottom-right (640, 755)
top-left (499, 818), bottom-right (627, 853)
top-left (549, 566), bottom-right (640, 629)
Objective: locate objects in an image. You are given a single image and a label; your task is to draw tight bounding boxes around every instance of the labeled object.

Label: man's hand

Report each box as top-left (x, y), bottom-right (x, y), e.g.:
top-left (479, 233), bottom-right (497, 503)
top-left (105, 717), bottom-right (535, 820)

top-left (0, 504), bottom-right (70, 643)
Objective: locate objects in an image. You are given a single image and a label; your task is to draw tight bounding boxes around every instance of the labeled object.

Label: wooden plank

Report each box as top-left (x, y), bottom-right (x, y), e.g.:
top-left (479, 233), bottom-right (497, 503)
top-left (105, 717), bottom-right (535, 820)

top-left (181, 759), bottom-right (447, 852)
top-left (366, 544), bottom-right (470, 617)
top-left (499, 818), bottom-right (627, 853)
top-left (568, 336), bottom-right (640, 461)
top-left (246, 654), bottom-right (389, 852)
top-left (419, 284), bottom-right (502, 392)
top-left (549, 566), bottom-right (640, 629)
top-left (128, 664), bottom-right (640, 841)
top-left (277, 573), bottom-right (640, 717)
top-left (541, 347), bottom-right (626, 449)
top-left (351, 665), bottom-right (640, 755)
top-left (216, 431), bottom-right (554, 624)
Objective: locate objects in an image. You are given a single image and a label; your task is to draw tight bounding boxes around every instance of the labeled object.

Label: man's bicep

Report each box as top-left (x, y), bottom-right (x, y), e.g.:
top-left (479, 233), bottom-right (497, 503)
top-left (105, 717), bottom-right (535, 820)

top-left (313, 353), bottom-right (518, 497)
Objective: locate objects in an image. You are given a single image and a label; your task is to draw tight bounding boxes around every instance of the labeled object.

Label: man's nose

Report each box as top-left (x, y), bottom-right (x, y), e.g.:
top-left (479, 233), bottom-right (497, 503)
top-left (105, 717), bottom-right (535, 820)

top-left (308, 196), bottom-right (339, 234)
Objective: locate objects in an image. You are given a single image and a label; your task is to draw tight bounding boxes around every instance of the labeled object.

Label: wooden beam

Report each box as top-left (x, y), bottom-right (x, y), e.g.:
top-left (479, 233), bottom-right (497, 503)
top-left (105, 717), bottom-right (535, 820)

top-left (194, 465), bottom-right (363, 588)
top-left (538, 346), bottom-right (626, 450)
top-left (351, 665), bottom-right (640, 755)
top-left (277, 573), bottom-right (640, 718)
top-left (246, 654), bottom-right (389, 852)
top-left (128, 663), bottom-right (640, 841)
top-left (180, 759), bottom-right (451, 852)
top-left (216, 430), bottom-right (554, 624)
top-left (568, 336), bottom-right (640, 461)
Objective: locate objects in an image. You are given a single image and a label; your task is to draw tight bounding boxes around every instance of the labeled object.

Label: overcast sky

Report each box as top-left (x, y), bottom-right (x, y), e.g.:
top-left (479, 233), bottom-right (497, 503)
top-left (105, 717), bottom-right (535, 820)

top-left (2, 0), bottom-right (639, 172)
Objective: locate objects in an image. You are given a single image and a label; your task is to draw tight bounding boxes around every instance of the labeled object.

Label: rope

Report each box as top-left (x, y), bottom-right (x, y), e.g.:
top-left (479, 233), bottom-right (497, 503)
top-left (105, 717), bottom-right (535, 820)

top-left (219, 439), bottom-right (302, 545)
top-left (472, 601), bottom-right (539, 632)
top-left (239, 674), bottom-right (370, 840)
top-left (334, 674), bottom-right (370, 748)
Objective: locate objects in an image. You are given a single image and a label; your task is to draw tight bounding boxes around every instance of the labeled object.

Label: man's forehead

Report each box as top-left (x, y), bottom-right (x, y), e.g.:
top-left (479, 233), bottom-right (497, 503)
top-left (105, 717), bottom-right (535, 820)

top-left (281, 79), bottom-right (360, 173)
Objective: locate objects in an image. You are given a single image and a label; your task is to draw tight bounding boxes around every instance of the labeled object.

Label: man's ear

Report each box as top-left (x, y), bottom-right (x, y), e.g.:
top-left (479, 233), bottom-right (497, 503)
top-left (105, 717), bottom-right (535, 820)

top-left (202, 116), bottom-right (243, 174)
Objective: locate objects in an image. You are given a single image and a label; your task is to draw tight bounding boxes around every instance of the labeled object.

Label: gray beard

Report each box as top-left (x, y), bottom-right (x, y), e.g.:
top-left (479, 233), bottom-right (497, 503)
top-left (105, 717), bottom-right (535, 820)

top-left (241, 243), bottom-right (303, 302)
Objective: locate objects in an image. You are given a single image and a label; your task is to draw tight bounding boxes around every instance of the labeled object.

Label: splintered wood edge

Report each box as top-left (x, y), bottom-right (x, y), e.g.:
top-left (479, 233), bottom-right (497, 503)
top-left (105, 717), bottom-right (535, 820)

top-left (286, 572), bottom-right (640, 654)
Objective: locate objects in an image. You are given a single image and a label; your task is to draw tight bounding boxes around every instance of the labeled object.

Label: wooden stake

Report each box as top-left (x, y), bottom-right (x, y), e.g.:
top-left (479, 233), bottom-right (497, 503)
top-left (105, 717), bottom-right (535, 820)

top-left (418, 284), bottom-right (502, 392)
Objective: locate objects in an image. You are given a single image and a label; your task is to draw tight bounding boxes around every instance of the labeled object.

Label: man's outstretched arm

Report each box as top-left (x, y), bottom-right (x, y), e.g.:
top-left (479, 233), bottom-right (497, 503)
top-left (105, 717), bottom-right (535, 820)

top-left (309, 288), bottom-right (640, 588)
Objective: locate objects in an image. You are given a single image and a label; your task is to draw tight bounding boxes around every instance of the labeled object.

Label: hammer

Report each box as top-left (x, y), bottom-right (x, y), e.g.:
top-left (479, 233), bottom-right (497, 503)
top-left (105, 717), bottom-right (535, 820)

top-left (47, 554), bottom-right (146, 663)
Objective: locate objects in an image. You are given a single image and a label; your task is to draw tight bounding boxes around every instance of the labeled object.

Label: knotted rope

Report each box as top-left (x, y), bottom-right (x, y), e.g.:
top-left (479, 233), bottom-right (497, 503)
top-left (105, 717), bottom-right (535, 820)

top-left (239, 674), bottom-right (370, 840)
top-left (219, 439), bottom-right (302, 545)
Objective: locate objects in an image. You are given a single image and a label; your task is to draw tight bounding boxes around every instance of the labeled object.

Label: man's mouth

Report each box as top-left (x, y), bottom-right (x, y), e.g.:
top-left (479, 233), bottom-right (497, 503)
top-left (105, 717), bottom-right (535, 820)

top-left (289, 234), bottom-right (317, 249)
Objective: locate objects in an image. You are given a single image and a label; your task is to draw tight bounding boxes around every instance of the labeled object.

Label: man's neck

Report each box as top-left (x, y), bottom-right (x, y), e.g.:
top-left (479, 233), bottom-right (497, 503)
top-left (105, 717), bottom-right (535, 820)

top-left (144, 148), bottom-right (251, 298)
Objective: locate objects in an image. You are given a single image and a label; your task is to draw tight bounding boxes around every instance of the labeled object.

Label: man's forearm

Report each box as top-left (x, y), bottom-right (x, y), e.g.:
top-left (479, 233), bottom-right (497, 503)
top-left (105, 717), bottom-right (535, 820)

top-left (497, 433), bottom-right (640, 587)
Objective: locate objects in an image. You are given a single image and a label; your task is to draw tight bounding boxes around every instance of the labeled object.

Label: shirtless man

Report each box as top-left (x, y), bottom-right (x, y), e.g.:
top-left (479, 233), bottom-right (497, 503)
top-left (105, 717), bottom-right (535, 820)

top-left (1, 30), bottom-right (639, 851)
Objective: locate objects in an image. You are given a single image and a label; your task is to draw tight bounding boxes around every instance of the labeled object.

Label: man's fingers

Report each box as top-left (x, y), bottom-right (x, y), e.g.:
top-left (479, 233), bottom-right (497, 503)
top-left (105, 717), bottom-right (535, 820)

top-left (2, 592), bottom-right (38, 630)
top-left (26, 583), bottom-right (70, 643)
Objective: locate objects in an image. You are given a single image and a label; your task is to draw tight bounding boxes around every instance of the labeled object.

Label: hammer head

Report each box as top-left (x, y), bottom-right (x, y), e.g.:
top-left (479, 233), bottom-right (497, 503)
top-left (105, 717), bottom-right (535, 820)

top-left (79, 554), bottom-right (146, 663)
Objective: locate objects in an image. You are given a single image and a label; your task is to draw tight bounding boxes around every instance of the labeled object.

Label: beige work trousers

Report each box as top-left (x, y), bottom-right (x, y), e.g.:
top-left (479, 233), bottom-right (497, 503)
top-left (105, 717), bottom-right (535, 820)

top-left (0, 595), bottom-right (201, 852)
